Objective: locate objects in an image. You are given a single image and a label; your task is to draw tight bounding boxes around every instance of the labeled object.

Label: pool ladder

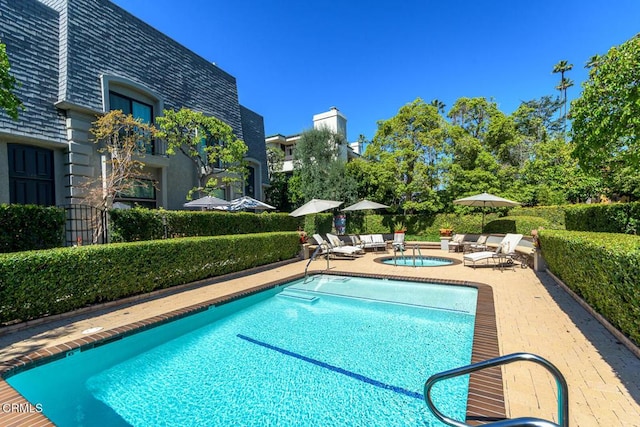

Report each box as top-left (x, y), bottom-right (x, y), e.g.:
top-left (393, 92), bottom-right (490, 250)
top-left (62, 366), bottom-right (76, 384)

top-left (424, 352), bottom-right (568, 427)
top-left (304, 242), bottom-right (330, 277)
top-left (392, 244), bottom-right (424, 267)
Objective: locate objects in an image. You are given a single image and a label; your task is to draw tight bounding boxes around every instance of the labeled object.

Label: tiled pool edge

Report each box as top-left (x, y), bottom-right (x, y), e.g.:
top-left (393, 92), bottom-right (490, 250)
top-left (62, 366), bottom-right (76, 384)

top-left (0, 271), bottom-right (505, 426)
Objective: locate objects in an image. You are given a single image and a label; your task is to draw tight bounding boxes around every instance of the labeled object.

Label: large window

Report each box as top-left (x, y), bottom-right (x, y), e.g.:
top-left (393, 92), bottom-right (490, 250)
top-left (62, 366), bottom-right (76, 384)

top-left (8, 144), bottom-right (55, 206)
top-left (114, 178), bottom-right (156, 209)
top-left (109, 91), bottom-right (155, 154)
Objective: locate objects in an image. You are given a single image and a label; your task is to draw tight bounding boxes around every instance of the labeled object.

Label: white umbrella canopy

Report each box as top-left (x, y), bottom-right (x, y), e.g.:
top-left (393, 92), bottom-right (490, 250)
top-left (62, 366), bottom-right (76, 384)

top-left (342, 199), bottom-right (390, 211)
top-left (220, 196), bottom-right (276, 212)
top-left (453, 192), bottom-right (520, 231)
top-left (289, 199), bottom-right (343, 217)
top-left (183, 195), bottom-right (231, 209)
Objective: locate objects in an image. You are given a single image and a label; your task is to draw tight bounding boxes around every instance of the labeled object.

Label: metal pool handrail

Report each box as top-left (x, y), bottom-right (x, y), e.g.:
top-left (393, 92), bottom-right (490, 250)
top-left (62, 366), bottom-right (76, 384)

top-left (304, 243), bottom-right (329, 277)
top-left (424, 352), bottom-right (569, 427)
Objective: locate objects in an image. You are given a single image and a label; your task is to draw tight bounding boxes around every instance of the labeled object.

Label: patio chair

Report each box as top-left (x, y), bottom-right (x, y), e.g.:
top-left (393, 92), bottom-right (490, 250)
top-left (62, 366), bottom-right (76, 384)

top-left (463, 233), bottom-right (523, 270)
top-left (392, 232), bottom-right (405, 251)
top-left (448, 234), bottom-right (466, 252)
top-left (314, 233), bottom-right (362, 257)
top-left (466, 234), bottom-right (489, 253)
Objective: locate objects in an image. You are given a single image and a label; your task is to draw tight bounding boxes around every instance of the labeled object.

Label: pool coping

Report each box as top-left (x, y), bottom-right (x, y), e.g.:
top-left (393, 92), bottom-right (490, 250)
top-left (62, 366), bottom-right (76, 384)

top-left (0, 270), bottom-right (505, 426)
top-left (373, 254), bottom-right (463, 267)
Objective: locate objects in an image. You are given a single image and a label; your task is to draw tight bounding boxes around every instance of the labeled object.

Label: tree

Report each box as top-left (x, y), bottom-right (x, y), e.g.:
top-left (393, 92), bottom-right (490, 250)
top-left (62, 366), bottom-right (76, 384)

top-left (368, 98), bottom-right (449, 213)
top-left (264, 144), bottom-right (291, 210)
top-left (430, 98), bottom-right (446, 114)
top-left (0, 41), bottom-right (24, 120)
top-left (156, 108), bottom-right (248, 199)
top-left (82, 110), bottom-right (156, 242)
top-left (571, 35), bottom-right (640, 192)
top-left (291, 126), bottom-right (357, 204)
top-left (552, 60), bottom-right (574, 136)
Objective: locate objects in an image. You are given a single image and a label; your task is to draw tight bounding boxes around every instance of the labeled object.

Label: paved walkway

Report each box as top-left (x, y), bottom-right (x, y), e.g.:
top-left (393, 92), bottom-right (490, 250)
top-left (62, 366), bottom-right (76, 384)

top-left (1, 248), bottom-right (639, 426)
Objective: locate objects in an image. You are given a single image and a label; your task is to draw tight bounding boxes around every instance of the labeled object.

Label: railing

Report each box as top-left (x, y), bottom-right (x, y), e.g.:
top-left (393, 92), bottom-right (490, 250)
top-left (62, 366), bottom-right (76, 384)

top-left (304, 243), bottom-right (330, 277)
top-left (59, 204), bottom-right (107, 246)
top-left (424, 353), bottom-right (569, 427)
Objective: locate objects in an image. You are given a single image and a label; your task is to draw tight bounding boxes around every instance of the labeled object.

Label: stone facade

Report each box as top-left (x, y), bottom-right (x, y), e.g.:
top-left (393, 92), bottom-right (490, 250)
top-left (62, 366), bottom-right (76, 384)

top-left (0, 0), bottom-right (267, 209)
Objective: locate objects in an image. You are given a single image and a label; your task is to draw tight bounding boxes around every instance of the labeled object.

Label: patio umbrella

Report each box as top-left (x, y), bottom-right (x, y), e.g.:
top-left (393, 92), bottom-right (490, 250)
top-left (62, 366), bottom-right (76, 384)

top-left (289, 199), bottom-right (343, 217)
top-left (453, 192), bottom-right (520, 232)
top-left (224, 196), bottom-right (276, 212)
top-left (183, 195), bottom-right (231, 209)
top-left (342, 199), bottom-right (390, 211)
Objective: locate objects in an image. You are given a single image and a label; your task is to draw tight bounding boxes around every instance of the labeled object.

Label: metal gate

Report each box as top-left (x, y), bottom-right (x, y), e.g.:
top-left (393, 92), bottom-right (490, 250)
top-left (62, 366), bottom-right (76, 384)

top-left (59, 204), bottom-right (107, 246)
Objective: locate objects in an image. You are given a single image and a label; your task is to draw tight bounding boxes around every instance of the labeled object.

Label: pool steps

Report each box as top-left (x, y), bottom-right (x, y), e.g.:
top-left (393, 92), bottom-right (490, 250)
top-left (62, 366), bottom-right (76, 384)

top-left (277, 290), bottom-right (319, 304)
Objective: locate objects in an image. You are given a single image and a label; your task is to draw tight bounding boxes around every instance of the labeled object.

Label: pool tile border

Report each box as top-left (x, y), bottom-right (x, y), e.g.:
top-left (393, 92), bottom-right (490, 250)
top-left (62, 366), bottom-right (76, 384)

top-left (0, 270), bottom-right (505, 426)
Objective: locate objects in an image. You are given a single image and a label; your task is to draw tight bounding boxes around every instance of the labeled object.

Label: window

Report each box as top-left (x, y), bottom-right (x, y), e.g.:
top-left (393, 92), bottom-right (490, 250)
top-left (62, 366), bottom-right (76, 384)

top-left (115, 179), bottom-right (156, 208)
top-left (245, 165), bottom-right (256, 197)
top-left (8, 144), bottom-right (55, 206)
top-left (109, 91), bottom-right (155, 154)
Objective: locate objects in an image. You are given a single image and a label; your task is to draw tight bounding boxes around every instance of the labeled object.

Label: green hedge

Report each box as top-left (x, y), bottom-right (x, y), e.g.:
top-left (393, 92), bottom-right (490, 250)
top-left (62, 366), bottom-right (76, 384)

top-left (564, 202), bottom-right (640, 234)
top-left (483, 216), bottom-right (551, 235)
top-left (0, 232), bottom-right (300, 324)
top-left (303, 213), bottom-right (334, 236)
top-left (110, 208), bottom-right (302, 242)
top-left (539, 229), bottom-right (640, 346)
top-left (511, 206), bottom-right (566, 229)
top-left (0, 204), bottom-right (65, 253)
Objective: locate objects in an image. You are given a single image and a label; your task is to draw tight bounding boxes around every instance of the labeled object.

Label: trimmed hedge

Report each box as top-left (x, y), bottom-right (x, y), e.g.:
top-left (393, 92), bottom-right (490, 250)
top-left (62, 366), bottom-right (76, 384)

top-left (483, 216), bottom-right (551, 235)
top-left (539, 229), bottom-right (640, 346)
top-left (0, 232), bottom-right (300, 324)
top-left (564, 202), bottom-right (640, 234)
top-left (110, 208), bottom-right (302, 242)
top-left (0, 204), bottom-right (65, 253)
top-left (511, 206), bottom-right (566, 229)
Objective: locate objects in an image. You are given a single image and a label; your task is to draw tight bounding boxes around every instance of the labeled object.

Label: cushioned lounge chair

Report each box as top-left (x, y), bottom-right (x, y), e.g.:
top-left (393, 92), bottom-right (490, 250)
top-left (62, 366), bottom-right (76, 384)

top-left (463, 233), bottom-right (523, 270)
top-left (466, 234), bottom-right (489, 252)
top-left (359, 234), bottom-right (387, 251)
top-left (313, 234), bottom-right (361, 258)
top-left (448, 234), bottom-right (466, 252)
top-left (326, 233), bottom-right (364, 255)
top-left (392, 232), bottom-right (405, 251)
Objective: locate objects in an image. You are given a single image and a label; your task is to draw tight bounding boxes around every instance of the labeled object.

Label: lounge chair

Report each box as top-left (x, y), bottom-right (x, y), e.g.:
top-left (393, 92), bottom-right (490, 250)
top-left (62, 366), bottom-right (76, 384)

top-left (312, 234), bottom-right (361, 258)
top-left (463, 233), bottom-right (523, 270)
top-left (326, 233), bottom-right (364, 254)
top-left (466, 234), bottom-right (489, 252)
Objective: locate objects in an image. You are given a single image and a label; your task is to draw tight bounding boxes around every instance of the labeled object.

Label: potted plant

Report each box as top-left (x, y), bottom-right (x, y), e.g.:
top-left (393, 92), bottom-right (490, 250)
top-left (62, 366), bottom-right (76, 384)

top-left (394, 221), bottom-right (407, 233)
top-left (439, 221), bottom-right (453, 237)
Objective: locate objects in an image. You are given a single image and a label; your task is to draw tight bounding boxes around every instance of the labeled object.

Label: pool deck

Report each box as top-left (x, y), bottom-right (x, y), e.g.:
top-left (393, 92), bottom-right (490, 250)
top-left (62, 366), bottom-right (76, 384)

top-left (1, 248), bottom-right (639, 426)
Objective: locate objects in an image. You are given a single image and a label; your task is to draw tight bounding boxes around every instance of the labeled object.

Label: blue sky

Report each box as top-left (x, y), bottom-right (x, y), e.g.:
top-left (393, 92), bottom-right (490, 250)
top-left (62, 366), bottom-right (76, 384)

top-left (112, 0), bottom-right (640, 142)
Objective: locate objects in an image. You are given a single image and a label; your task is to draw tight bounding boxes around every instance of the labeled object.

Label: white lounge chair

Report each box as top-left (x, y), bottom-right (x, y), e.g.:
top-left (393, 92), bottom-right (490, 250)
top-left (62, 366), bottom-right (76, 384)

top-left (313, 234), bottom-right (362, 258)
top-left (359, 234), bottom-right (387, 251)
top-left (448, 234), bottom-right (466, 252)
top-left (466, 234), bottom-right (489, 252)
top-left (326, 233), bottom-right (364, 255)
top-left (392, 232), bottom-right (405, 251)
top-left (463, 233), bottom-right (523, 270)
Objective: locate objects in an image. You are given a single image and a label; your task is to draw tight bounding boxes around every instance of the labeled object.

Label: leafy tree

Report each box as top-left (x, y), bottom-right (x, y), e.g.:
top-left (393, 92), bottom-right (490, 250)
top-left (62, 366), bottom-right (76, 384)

top-left (571, 34), bottom-right (640, 197)
top-left (83, 110), bottom-right (156, 241)
top-left (367, 98), bottom-right (449, 213)
top-left (0, 41), bottom-right (24, 120)
top-left (156, 108), bottom-right (248, 199)
top-left (264, 144), bottom-right (292, 210)
top-left (291, 126), bottom-right (357, 204)
top-left (430, 98), bottom-right (446, 114)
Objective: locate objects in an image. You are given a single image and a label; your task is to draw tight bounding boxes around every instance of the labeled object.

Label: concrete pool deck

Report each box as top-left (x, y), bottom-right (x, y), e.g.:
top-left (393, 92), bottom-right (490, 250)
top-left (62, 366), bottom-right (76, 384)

top-left (1, 248), bottom-right (639, 426)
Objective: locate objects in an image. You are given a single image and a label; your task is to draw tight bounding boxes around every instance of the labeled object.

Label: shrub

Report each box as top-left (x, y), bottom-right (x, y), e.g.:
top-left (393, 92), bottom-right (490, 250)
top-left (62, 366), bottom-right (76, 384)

top-left (0, 204), bottom-right (65, 253)
top-left (0, 232), bottom-right (300, 324)
top-left (540, 229), bottom-right (640, 346)
top-left (109, 208), bottom-right (301, 242)
top-left (510, 206), bottom-right (566, 229)
top-left (483, 216), bottom-right (551, 235)
top-left (565, 202), bottom-right (640, 234)
top-left (303, 213), bottom-right (333, 236)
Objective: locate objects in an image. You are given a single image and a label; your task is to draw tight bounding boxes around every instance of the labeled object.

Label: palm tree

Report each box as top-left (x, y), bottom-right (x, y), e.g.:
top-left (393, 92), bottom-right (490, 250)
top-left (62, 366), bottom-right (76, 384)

top-left (430, 99), bottom-right (446, 114)
top-left (585, 54), bottom-right (601, 70)
top-left (552, 60), bottom-right (574, 138)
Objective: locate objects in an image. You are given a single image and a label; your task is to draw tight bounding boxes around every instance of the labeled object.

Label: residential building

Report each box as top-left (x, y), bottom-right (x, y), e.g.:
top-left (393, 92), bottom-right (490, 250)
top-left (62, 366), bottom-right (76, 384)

top-left (266, 107), bottom-right (360, 173)
top-left (0, 0), bottom-right (268, 211)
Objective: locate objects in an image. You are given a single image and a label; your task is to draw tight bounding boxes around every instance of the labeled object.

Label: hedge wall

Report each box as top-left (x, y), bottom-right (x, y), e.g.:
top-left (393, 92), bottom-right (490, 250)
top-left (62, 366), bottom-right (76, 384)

top-left (0, 232), bottom-right (300, 324)
top-left (510, 206), bottom-right (566, 229)
top-left (539, 229), bottom-right (640, 346)
top-left (0, 204), bottom-right (65, 253)
top-left (564, 202), bottom-right (640, 234)
top-left (110, 208), bottom-right (302, 242)
top-left (483, 216), bottom-right (551, 235)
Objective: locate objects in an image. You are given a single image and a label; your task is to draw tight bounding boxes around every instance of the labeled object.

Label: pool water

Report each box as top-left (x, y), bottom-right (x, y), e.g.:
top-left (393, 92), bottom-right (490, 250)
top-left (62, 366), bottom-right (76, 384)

top-left (7, 275), bottom-right (477, 426)
top-left (381, 256), bottom-right (454, 267)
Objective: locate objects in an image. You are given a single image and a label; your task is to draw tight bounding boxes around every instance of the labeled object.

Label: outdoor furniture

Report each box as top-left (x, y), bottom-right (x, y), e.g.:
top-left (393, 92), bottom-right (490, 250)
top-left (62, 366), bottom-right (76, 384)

top-left (448, 234), bottom-right (466, 252)
top-left (392, 232), bottom-right (405, 251)
top-left (359, 234), bottom-right (387, 251)
top-left (326, 233), bottom-right (364, 254)
top-left (463, 233), bottom-right (523, 270)
top-left (312, 234), bottom-right (362, 258)
top-left (465, 234), bottom-right (489, 253)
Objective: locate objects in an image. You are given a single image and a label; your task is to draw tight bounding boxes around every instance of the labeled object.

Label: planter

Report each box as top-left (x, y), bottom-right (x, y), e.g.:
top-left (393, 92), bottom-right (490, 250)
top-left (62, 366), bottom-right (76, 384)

top-left (439, 228), bottom-right (453, 237)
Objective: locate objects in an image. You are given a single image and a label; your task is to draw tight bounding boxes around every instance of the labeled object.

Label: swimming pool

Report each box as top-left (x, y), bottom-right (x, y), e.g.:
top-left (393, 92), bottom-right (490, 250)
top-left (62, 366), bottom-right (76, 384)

top-left (6, 274), bottom-right (478, 426)
top-left (378, 256), bottom-right (456, 267)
